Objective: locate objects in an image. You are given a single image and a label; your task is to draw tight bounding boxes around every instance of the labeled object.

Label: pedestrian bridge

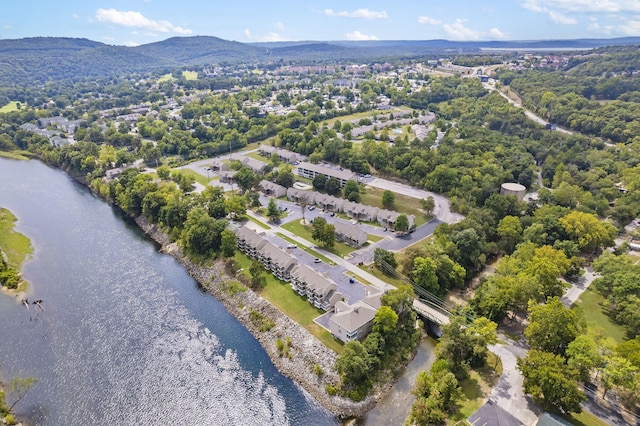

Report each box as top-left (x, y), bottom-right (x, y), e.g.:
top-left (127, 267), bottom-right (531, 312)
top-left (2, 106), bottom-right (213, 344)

top-left (413, 299), bottom-right (450, 325)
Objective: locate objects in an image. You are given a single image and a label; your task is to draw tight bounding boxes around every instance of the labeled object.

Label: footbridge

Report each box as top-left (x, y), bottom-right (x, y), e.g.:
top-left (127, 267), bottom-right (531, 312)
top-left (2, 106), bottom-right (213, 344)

top-left (374, 253), bottom-right (470, 326)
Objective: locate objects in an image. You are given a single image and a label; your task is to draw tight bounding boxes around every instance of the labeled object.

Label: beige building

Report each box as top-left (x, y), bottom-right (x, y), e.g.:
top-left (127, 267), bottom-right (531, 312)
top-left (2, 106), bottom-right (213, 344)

top-left (334, 221), bottom-right (368, 248)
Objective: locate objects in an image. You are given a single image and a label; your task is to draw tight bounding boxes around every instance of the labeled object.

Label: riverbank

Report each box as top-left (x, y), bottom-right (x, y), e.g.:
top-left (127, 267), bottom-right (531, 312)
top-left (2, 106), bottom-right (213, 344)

top-left (0, 208), bottom-right (33, 294)
top-left (134, 216), bottom-right (394, 418)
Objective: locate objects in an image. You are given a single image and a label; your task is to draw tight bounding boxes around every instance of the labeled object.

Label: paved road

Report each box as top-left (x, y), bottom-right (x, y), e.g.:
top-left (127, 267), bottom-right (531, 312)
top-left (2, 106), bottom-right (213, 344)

top-left (367, 178), bottom-right (463, 224)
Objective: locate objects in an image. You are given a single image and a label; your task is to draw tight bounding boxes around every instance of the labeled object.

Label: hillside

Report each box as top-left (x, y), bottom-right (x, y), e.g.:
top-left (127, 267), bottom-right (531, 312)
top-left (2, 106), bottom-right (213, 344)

top-left (0, 35), bottom-right (639, 86)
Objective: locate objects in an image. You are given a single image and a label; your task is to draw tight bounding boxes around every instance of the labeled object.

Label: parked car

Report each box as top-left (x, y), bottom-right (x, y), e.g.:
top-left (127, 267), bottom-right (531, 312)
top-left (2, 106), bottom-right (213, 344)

top-left (314, 258), bottom-right (321, 263)
top-left (308, 206), bottom-right (315, 211)
top-left (287, 244), bottom-right (297, 249)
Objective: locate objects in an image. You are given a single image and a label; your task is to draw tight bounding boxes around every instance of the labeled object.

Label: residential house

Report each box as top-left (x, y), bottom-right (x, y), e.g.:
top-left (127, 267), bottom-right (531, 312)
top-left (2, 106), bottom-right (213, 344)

top-left (258, 145), bottom-right (305, 164)
top-left (219, 170), bottom-right (237, 184)
top-left (286, 187), bottom-right (315, 204)
top-left (334, 221), bottom-right (368, 248)
top-left (230, 154), bottom-right (268, 174)
top-left (290, 264), bottom-right (342, 311)
top-left (296, 162), bottom-right (358, 187)
top-left (329, 300), bottom-right (378, 342)
top-left (377, 209), bottom-right (415, 231)
top-left (315, 193), bottom-right (343, 212)
top-left (259, 180), bottom-right (287, 198)
top-left (211, 159), bottom-right (229, 172)
top-left (343, 200), bottom-right (378, 222)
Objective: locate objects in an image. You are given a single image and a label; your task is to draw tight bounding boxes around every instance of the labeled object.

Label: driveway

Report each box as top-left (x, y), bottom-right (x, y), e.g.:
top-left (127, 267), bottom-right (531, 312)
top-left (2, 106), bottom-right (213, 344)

top-left (561, 267), bottom-right (597, 308)
top-left (473, 341), bottom-right (540, 426)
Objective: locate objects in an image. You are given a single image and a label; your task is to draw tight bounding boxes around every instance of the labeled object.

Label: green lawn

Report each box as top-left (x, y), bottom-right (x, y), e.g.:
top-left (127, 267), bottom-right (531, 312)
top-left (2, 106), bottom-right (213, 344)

top-left (0, 101), bottom-right (21, 113)
top-left (246, 216), bottom-right (271, 230)
top-left (281, 220), bottom-right (356, 258)
top-left (573, 288), bottom-right (628, 344)
top-left (565, 411), bottom-right (610, 426)
top-left (244, 151), bottom-right (270, 164)
top-left (182, 70), bottom-right (198, 80)
top-left (360, 186), bottom-right (430, 227)
top-left (174, 168), bottom-right (210, 186)
top-left (275, 232), bottom-right (335, 266)
top-left (369, 234), bottom-right (384, 243)
top-left (233, 251), bottom-right (343, 353)
top-left (358, 263), bottom-right (405, 288)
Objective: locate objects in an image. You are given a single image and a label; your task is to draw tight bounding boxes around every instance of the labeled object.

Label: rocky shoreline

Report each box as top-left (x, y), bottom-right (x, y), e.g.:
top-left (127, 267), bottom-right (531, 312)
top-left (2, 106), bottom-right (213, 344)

top-left (133, 216), bottom-right (393, 419)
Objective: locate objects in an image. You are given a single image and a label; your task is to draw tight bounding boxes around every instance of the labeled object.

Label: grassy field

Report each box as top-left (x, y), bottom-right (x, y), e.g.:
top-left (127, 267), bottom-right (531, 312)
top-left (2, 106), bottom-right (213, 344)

top-left (321, 106), bottom-right (413, 127)
top-left (573, 288), bottom-right (628, 344)
top-left (0, 151), bottom-right (30, 160)
top-left (360, 186), bottom-right (430, 227)
top-left (0, 101), bottom-right (21, 113)
top-left (282, 220), bottom-right (356, 258)
top-left (182, 71), bottom-right (198, 80)
top-left (158, 73), bottom-right (173, 83)
top-left (233, 251), bottom-right (343, 353)
top-left (0, 209), bottom-right (33, 270)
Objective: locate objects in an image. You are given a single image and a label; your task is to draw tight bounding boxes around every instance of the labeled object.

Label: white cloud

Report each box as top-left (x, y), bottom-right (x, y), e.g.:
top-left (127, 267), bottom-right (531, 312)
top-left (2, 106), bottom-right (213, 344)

top-left (3, 24), bottom-right (12, 30)
top-left (617, 19), bottom-right (640, 35)
top-left (244, 28), bottom-right (251, 38)
top-left (548, 10), bottom-right (577, 24)
top-left (521, 1), bottom-right (578, 24)
top-left (102, 36), bottom-right (114, 41)
top-left (417, 16), bottom-right (442, 25)
top-left (275, 22), bottom-right (285, 31)
top-left (442, 19), bottom-right (481, 40)
top-left (344, 30), bottom-right (378, 40)
top-left (260, 32), bottom-right (287, 42)
top-left (325, 8), bottom-right (388, 19)
top-left (95, 8), bottom-right (192, 34)
top-left (588, 21), bottom-right (613, 34)
top-left (488, 27), bottom-right (507, 39)
top-left (124, 41), bottom-right (140, 47)
top-left (71, 13), bottom-right (80, 19)
top-left (521, 0), bottom-right (640, 13)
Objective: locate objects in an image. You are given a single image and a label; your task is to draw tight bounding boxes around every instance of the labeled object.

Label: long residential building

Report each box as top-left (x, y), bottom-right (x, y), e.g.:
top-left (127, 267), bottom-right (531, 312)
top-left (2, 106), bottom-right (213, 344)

top-left (235, 226), bottom-right (297, 282)
top-left (334, 221), bottom-right (368, 248)
top-left (296, 162), bottom-right (358, 187)
top-left (290, 264), bottom-right (342, 311)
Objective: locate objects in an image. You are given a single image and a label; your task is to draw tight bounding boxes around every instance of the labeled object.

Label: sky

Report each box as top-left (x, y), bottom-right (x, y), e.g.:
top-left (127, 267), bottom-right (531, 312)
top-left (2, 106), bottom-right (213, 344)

top-left (2, 1), bottom-right (640, 46)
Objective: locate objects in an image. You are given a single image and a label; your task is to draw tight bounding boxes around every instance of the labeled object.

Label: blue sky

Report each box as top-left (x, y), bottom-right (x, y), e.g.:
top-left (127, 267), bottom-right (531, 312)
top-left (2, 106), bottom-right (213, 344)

top-left (2, 1), bottom-right (640, 46)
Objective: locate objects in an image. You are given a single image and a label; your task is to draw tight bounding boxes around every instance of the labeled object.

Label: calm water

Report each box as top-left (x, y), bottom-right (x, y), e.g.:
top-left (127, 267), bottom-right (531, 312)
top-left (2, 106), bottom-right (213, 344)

top-left (0, 158), bottom-right (337, 425)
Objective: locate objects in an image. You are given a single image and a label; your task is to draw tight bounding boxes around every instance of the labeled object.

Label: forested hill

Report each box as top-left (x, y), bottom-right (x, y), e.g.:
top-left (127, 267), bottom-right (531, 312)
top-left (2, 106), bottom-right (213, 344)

top-left (1, 35), bottom-right (640, 86)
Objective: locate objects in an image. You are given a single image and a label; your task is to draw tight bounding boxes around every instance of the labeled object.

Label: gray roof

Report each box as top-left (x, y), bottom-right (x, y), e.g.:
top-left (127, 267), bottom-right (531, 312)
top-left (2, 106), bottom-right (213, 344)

top-left (286, 187), bottom-right (314, 203)
top-left (297, 162), bottom-right (358, 182)
top-left (291, 264), bottom-right (338, 297)
top-left (334, 221), bottom-right (367, 243)
top-left (236, 226), bottom-right (267, 249)
top-left (259, 242), bottom-right (297, 269)
top-left (331, 301), bottom-right (377, 332)
top-left (259, 179), bottom-right (286, 194)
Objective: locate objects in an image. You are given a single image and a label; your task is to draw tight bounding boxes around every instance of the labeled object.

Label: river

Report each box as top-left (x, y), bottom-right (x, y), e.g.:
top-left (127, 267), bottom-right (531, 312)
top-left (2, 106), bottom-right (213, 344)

top-left (0, 158), bottom-right (337, 425)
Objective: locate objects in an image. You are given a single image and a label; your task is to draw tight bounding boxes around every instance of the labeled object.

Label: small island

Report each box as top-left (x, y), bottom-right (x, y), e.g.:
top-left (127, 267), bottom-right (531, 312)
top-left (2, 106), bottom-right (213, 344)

top-left (0, 208), bottom-right (33, 293)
